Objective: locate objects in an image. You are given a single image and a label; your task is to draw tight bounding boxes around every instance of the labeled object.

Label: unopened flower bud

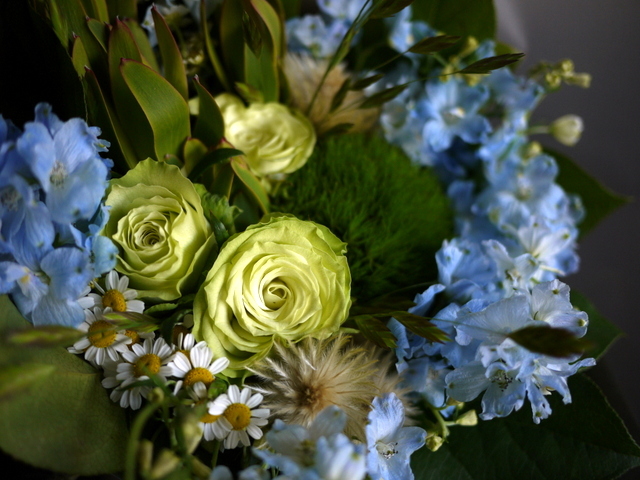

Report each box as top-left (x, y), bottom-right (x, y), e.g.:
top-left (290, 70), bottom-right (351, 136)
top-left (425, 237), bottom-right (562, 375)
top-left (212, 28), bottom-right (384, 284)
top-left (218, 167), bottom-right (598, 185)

top-left (523, 141), bottom-right (543, 159)
top-left (138, 440), bottom-right (153, 475)
top-left (148, 387), bottom-right (165, 404)
top-left (565, 72), bottom-right (591, 88)
top-left (455, 409), bottom-right (478, 426)
top-left (550, 114), bottom-right (584, 146)
top-left (426, 434), bottom-right (444, 452)
top-left (545, 72), bottom-right (562, 89)
top-left (149, 449), bottom-right (181, 479)
top-left (559, 59), bottom-right (574, 74)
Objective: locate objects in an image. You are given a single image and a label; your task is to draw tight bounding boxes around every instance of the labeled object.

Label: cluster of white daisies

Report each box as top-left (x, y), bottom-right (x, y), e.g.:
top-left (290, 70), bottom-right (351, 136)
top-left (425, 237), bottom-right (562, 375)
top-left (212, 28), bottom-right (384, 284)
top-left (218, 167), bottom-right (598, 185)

top-left (68, 271), bottom-right (268, 449)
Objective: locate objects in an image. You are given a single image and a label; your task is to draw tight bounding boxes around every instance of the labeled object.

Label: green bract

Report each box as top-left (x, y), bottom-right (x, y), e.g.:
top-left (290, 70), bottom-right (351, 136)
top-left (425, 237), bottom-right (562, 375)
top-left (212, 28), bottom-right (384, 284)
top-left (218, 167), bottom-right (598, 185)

top-left (193, 214), bottom-right (351, 376)
top-left (215, 93), bottom-right (316, 178)
top-left (103, 159), bottom-right (217, 302)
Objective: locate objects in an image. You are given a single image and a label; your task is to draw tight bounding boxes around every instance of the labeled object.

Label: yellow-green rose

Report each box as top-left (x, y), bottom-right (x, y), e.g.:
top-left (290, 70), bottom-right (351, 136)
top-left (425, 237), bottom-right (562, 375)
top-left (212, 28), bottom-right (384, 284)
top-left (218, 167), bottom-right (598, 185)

top-left (215, 93), bottom-right (316, 177)
top-left (103, 159), bottom-right (217, 302)
top-left (193, 214), bottom-right (351, 376)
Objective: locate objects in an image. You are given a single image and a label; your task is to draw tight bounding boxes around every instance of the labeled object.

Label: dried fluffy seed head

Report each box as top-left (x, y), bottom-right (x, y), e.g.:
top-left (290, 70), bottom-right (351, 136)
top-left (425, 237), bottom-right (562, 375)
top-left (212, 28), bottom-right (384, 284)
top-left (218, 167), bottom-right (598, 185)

top-left (284, 53), bottom-right (380, 135)
top-left (249, 335), bottom-right (408, 440)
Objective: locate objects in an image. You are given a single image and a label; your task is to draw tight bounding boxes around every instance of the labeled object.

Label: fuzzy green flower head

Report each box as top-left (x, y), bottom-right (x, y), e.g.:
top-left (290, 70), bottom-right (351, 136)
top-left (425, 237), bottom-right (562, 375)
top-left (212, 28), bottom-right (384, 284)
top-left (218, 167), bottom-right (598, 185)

top-left (103, 159), bottom-right (217, 302)
top-left (193, 213), bottom-right (351, 376)
top-left (215, 93), bottom-right (316, 178)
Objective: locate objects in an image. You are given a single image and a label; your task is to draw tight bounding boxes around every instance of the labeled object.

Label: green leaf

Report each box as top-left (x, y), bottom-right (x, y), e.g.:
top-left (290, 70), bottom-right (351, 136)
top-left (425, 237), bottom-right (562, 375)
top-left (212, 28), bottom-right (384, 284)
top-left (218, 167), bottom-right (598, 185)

top-left (351, 73), bottom-right (385, 91)
top-left (5, 325), bottom-right (84, 348)
top-left (220, 0), bottom-right (246, 84)
top-left (188, 148), bottom-right (244, 183)
top-left (124, 18), bottom-right (160, 73)
top-left (370, 0), bottom-right (415, 19)
top-left (320, 123), bottom-right (354, 137)
top-left (104, 0), bottom-right (136, 22)
top-left (572, 290), bottom-right (623, 360)
top-left (183, 137), bottom-right (208, 177)
top-left (71, 35), bottom-right (91, 77)
top-left (121, 59), bottom-right (191, 160)
top-left (411, 374), bottom-right (640, 480)
top-left (151, 6), bottom-right (188, 100)
top-left (359, 84), bottom-right (408, 109)
top-left (0, 364), bottom-right (57, 401)
top-left (81, 0), bottom-right (109, 23)
top-left (352, 315), bottom-right (397, 349)
top-left (242, 9), bottom-right (263, 56)
top-left (546, 148), bottom-right (630, 236)
top-left (455, 53), bottom-right (525, 75)
top-left (235, 81), bottom-right (265, 104)
top-left (230, 156), bottom-right (271, 213)
top-left (86, 17), bottom-right (109, 52)
top-left (0, 296), bottom-right (128, 475)
top-left (193, 75), bottom-right (225, 149)
top-left (328, 27), bottom-right (356, 70)
top-left (508, 325), bottom-right (592, 358)
top-left (408, 34), bottom-right (461, 54)
top-left (330, 78), bottom-right (351, 113)
top-left (411, 0), bottom-right (496, 41)
top-left (391, 311), bottom-right (449, 343)
top-left (201, 0), bottom-right (231, 92)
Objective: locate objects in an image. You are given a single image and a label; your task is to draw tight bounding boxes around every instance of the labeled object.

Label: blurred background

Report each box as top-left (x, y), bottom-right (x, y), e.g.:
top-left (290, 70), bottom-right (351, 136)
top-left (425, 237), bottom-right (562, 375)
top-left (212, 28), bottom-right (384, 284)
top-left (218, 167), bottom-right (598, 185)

top-left (495, 0), bottom-right (640, 447)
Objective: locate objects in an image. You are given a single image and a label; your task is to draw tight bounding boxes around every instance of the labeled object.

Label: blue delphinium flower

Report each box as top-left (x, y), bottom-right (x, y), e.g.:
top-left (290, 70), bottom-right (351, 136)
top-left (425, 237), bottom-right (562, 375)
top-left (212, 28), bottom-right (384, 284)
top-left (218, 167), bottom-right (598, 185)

top-left (286, 15), bottom-right (348, 59)
top-left (0, 103), bottom-right (116, 326)
top-left (365, 393), bottom-right (427, 480)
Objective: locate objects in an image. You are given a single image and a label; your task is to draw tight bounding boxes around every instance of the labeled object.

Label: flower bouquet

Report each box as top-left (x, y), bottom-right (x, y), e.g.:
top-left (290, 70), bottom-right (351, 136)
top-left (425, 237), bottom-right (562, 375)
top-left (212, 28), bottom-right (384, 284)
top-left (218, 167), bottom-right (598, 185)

top-left (0, 1), bottom-right (638, 479)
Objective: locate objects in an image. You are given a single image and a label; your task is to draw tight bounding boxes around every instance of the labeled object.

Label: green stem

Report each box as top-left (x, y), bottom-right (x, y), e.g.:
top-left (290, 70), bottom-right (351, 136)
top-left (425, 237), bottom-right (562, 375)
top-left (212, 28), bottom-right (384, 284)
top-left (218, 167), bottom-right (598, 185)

top-left (125, 402), bottom-right (160, 480)
top-left (211, 440), bottom-right (220, 468)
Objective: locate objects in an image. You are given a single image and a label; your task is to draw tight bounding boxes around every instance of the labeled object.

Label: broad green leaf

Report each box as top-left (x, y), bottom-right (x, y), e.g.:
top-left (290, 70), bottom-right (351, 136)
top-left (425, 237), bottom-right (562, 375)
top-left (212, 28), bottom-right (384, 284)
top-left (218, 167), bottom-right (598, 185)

top-left (244, 43), bottom-right (278, 103)
top-left (108, 19), bottom-right (156, 161)
top-left (211, 162), bottom-right (236, 198)
top-left (546, 148), bottom-right (630, 236)
top-left (124, 18), bottom-right (160, 73)
top-left (409, 34), bottom-right (461, 54)
top-left (121, 59), bottom-right (191, 160)
top-left (359, 84), bottom-right (408, 109)
top-left (193, 75), bottom-right (225, 148)
top-left (352, 315), bottom-right (397, 349)
top-left (151, 6), bottom-right (188, 100)
top-left (572, 290), bottom-right (623, 360)
top-left (105, 0), bottom-right (136, 22)
top-left (392, 312), bottom-right (449, 343)
top-left (235, 81), bottom-right (265, 104)
top-left (370, 0), bottom-right (415, 19)
top-left (411, 0), bottom-right (496, 41)
top-left (278, 0), bottom-right (300, 19)
top-left (231, 156), bottom-right (271, 213)
top-left (242, 10), bottom-right (263, 56)
top-left (455, 53), bottom-right (525, 75)
top-left (81, 0), bottom-right (109, 23)
top-left (0, 364), bottom-right (56, 401)
top-left (245, 0), bottom-right (283, 57)
top-left (201, 0), bottom-right (232, 91)
top-left (0, 296), bottom-right (128, 475)
top-left (183, 137), bottom-right (209, 177)
top-left (220, 0), bottom-right (246, 84)
top-left (188, 148), bottom-right (244, 183)
top-left (412, 374), bottom-right (640, 480)
top-left (86, 17), bottom-right (109, 52)
top-left (71, 35), bottom-right (91, 77)
top-left (6, 325), bottom-right (84, 348)
top-left (508, 325), bottom-right (592, 358)
top-left (83, 67), bottom-right (139, 169)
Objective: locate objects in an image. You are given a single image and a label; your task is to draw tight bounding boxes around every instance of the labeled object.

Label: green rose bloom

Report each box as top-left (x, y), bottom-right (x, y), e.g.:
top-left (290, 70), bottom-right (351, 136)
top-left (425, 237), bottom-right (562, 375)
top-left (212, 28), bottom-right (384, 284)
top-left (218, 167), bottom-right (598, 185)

top-left (215, 93), bottom-right (316, 177)
top-left (193, 214), bottom-right (351, 376)
top-left (103, 159), bottom-right (217, 302)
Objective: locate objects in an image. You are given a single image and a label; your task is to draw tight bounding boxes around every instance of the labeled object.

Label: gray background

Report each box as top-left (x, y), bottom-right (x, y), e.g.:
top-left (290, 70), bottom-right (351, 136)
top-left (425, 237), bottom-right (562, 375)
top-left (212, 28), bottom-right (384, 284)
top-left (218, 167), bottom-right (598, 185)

top-left (495, 0), bottom-right (640, 436)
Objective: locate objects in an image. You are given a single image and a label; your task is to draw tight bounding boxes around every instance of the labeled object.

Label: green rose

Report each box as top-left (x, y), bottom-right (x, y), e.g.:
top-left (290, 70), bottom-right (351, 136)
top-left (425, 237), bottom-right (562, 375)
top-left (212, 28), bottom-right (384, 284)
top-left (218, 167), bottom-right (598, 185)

top-left (215, 93), bottom-right (316, 177)
top-left (103, 159), bottom-right (217, 302)
top-left (193, 214), bottom-right (351, 376)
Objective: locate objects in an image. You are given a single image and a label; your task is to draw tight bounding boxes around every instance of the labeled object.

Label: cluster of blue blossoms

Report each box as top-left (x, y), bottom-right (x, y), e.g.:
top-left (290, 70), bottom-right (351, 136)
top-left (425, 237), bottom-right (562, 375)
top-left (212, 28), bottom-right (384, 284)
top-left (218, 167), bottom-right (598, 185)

top-left (288, 3), bottom-right (595, 426)
top-left (0, 104), bottom-right (116, 327)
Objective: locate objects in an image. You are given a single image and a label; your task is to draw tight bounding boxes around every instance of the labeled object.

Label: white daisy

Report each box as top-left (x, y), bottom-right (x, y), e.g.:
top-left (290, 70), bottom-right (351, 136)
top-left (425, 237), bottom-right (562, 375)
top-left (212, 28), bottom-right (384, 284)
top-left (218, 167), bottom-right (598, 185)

top-left (84, 270), bottom-right (145, 314)
top-left (102, 337), bottom-right (174, 410)
top-left (207, 385), bottom-right (270, 448)
top-left (189, 382), bottom-right (230, 441)
top-left (68, 308), bottom-right (131, 366)
top-left (170, 340), bottom-right (230, 394)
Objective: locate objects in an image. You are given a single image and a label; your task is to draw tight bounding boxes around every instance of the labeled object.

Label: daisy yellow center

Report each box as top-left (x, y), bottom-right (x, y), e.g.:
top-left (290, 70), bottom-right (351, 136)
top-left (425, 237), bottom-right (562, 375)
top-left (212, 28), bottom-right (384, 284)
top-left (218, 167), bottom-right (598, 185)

top-left (224, 403), bottom-right (252, 430)
top-left (184, 367), bottom-right (214, 388)
top-left (133, 353), bottom-right (162, 377)
top-left (124, 329), bottom-right (140, 345)
top-left (103, 289), bottom-right (127, 312)
top-left (88, 320), bottom-right (117, 348)
top-left (201, 412), bottom-right (221, 424)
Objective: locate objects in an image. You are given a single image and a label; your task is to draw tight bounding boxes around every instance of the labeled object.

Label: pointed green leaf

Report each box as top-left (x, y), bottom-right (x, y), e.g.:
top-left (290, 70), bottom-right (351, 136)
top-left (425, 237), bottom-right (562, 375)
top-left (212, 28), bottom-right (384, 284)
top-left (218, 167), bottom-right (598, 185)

top-left (242, 9), bottom-right (263, 56)
top-left (244, 44), bottom-right (278, 102)
top-left (411, 374), bottom-right (640, 480)
top-left (220, 0), bottom-right (246, 84)
top-left (279, 0), bottom-right (301, 19)
top-left (546, 148), bottom-right (630, 236)
top-left (6, 325), bottom-right (84, 348)
top-left (328, 28), bottom-right (356, 70)
top-left (456, 53), bottom-right (525, 75)
top-left (86, 17), bottom-right (109, 52)
top-left (321, 122), bottom-right (354, 137)
top-left (393, 312), bottom-right (450, 343)
top-left (370, 0), bottom-right (415, 19)
top-left (124, 18), bottom-right (160, 73)
top-left (211, 162), bottom-right (236, 198)
top-left (108, 19), bottom-right (156, 161)
top-left (411, 0), bottom-right (496, 41)
top-left (188, 148), bottom-right (244, 183)
top-left (572, 290), bottom-right (623, 360)
top-left (183, 137), bottom-right (209, 177)
top-left (201, 0), bottom-right (232, 91)
top-left (121, 59), bottom-right (191, 160)
top-left (105, 0), bottom-right (137, 22)
top-left (81, 0), bottom-right (109, 23)
top-left (245, 0), bottom-right (283, 57)
top-left (330, 78), bottom-right (351, 113)
top-left (508, 325), bottom-right (592, 358)
top-left (235, 81), bottom-right (265, 104)
top-left (193, 75), bottom-right (225, 148)
top-left (71, 35), bottom-right (91, 77)
top-left (231, 156), bottom-right (271, 213)
top-left (0, 364), bottom-right (57, 401)
top-left (83, 67), bottom-right (139, 169)
top-left (408, 34), bottom-right (461, 54)
top-left (151, 6), bottom-right (188, 100)
top-left (359, 84), bottom-right (408, 109)
top-left (352, 315), bottom-right (397, 349)
top-left (351, 73), bottom-right (385, 91)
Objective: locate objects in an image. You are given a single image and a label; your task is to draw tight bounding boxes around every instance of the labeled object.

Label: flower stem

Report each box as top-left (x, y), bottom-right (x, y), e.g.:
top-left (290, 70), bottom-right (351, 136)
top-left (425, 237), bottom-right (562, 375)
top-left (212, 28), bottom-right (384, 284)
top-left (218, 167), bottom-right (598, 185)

top-left (125, 401), bottom-right (160, 480)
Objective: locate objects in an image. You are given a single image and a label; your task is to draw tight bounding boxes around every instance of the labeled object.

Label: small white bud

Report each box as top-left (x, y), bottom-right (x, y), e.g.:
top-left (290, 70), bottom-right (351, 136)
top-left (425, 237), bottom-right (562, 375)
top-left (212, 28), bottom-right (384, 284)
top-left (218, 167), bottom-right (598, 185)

top-left (550, 114), bottom-right (584, 146)
top-left (455, 409), bottom-right (478, 426)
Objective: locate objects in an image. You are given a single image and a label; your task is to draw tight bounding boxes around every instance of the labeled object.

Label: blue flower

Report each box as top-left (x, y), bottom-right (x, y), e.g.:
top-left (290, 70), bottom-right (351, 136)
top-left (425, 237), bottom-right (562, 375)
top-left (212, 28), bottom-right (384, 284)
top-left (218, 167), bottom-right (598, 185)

top-left (365, 393), bottom-right (427, 480)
